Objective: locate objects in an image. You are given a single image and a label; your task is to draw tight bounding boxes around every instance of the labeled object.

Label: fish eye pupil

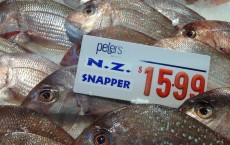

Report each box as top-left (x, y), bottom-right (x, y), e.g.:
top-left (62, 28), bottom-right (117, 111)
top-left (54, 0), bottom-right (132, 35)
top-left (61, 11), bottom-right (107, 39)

top-left (42, 92), bottom-right (51, 99)
top-left (199, 108), bottom-right (208, 115)
top-left (86, 8), bottom-right (92, 14)
top-left (97, 135), bottom-right (105, 144)
top-left (185, 30), bottom-right (196, 38)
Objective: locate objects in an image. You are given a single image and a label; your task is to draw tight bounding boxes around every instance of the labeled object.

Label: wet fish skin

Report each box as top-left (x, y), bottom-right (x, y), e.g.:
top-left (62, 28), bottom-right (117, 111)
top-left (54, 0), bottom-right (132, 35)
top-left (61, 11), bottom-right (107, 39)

top-left (0, 132), bottom-right (64, 145)
top-left (65, 0), bottom-right (177, 43)
top-left (13, 31), bottom-right (69, 64)
top-left (74, 104), bottom-right (229, 144)
top-left (154, 37), bottom-right (230, 90)
top-left (0, 37), bottom-right (27, 55)
top-left (177, 20), bottom-right (230, 59)
top-left (0, 0), bottom-right (73, 47)
top-left (0, 53), bottom-right (61, 105)
top-left (0, 106), bottom-right (74, 144)
top-left (143, 0), bottom-right (205, 28)
top-left (21, 65), bottom-right (129, 138)
top-left (179, 88), bottom-right (230, 139)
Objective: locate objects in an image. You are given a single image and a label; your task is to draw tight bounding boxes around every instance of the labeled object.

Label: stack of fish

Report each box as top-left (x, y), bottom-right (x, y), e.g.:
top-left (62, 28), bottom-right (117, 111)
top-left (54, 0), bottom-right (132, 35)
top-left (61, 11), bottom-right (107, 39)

top-left (0, 0), bottom-right (229, 144)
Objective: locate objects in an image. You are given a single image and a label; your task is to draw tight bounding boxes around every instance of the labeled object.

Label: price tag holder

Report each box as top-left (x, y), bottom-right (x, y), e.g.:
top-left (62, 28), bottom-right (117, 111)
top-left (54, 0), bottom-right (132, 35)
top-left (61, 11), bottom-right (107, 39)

top-left (74, 35), bottom-right (211, 107)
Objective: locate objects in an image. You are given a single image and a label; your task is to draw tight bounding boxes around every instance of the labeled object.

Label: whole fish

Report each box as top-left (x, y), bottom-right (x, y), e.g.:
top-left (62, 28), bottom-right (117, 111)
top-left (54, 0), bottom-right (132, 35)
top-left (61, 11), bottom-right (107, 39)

top-left (13, 31), bottom-right (69, 64)
top-left (0, 132), bottom-right (64, 145)
top-left (21, 65), bottom-right (129, 138)
top-left (61, 26), bottom-right (156, 66)
top-left (74, 104), bottom-right (229, 144)
top-left (154, 37), bottom-right (230, 90)
top-left (142, 0), bottom-right (205, 28)
top-left (179, 88), bottom-right (230, 139)
top-left (0, 53), bottom-right (61, 105)
top-left (0, 106), bottom-right (74, 144)
top-left (0, 37), bottom-right (27, 55)
top-left (65, 0), bottom-right (178, 43)
top-left (0, 0), bottom-right (73, 47)
top-left (177, 20), bottom-right (230, 59)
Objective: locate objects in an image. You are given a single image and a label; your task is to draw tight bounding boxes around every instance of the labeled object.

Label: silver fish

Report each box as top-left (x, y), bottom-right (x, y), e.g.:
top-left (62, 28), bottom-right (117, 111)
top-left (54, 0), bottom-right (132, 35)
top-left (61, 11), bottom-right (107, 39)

top-left (13, 31), bottom-right (69, 64)
top-left (0, 37), bottom-right (27, 55)
top-left (0, 53), bottom-right (61, 105)
top-left (154, 37), bottom-right (230, 90)
top-left (0, 0), bottom-right (73, 47)
top-left (21, 65), bottom-right (129, 138)
top-left (179, 88), bottom-right (230, 139)
top-left (65, 0), bottom-right (178, 42)
top-left (74, 104), bottom-right (229, 144)
top-left (0, 106), bottom-right (74, 144)
top-left (143, 0), bottom-right (205, 28)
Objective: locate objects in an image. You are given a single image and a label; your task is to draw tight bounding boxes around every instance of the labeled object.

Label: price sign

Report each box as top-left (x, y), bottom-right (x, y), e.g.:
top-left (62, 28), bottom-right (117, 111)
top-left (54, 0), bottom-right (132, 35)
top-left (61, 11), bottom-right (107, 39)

top-left (74, 35), bottom-right (210, 107)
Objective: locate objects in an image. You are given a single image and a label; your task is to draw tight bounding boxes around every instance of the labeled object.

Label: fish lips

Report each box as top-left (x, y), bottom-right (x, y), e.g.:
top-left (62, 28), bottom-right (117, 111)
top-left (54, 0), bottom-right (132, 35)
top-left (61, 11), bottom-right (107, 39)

top-left (64, 21), bottom-right (84, 43)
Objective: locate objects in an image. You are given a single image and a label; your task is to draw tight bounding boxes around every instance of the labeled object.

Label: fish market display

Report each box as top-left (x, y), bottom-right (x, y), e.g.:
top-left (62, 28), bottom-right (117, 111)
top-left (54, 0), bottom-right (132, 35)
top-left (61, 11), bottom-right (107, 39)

top-left (21, 65), bottom-right (129, 138)
top-left (143, 0), bottom-right (205, 28)
top-left (179, 88), bottom-right (230, 139)
top-left (13, 31), bottom-right (69, 64)
top-left (65, 0), bottom-right (178, 42)
top-left (0, 53), bottom-right (61, 105)
top-left (177, 20), bottom-right (230, 59)
top-left (0, 106), bottom-right (74, 144)
top-left (0, 37), bottom-right (27, 55)
top-left (154, 37), bottom-right (230, 90)
top-left (0, 132), bottom-right (64, 145)
top-left (0, 0), bottom-right (73, 47)
top-left (74, 104), bottom-right (229, 144)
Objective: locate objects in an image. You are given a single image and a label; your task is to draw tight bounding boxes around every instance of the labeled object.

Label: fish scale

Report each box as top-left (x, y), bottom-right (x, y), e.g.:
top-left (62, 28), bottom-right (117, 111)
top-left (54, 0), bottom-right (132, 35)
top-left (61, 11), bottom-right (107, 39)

top-left (66, 0), bottom-right (177, 42)
top-left (0, 0), bottom-right (73, 47)
top-left (0, 132), bottom-right (64, 145)
top-left (0, 106), bottom-right (74, 144)
top-left (104, 0), bottom-right (177, 32)
top-left (177, 20), bottom-right (230, 59)
top-left (154, 37), bottom-right (230, 90)
top-left (0, 53), bottom-right (60, 105)
top-left (143, 0), bottom-right (205, 28)
top-left (21, 65), bottom-right (129, 138)
top-left (179, 88), bottom-right (230, 139)
top-left (0, 37), bottom-right (26, 55)
top-left (74, 104), bottom-right (229, 144)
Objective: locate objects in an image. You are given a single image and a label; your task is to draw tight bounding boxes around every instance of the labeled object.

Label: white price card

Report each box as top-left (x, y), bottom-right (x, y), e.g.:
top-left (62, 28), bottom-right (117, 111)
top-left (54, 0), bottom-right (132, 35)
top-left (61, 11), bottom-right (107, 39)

top-left (74, 35), bottom-right (211, 107)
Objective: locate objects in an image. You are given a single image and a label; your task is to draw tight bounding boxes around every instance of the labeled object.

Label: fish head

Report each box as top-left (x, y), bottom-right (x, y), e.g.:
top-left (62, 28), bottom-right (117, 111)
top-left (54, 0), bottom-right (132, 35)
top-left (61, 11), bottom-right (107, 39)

top-left (74, 126), bottom-right (113, 145)
top-left (21, 66), bottom-right (82, 120)
top-left (179, 88), bottom-right (230, 130)
top-left (177, 21), bottom-right (217, 48)
top-left (65, 0), bottom-right (113, 42)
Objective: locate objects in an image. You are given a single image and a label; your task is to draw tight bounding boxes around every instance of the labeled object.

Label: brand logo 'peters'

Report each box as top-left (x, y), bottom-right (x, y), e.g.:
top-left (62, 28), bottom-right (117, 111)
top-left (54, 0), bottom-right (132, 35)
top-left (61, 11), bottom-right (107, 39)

top-left (96, 42), bottom-right (122, 55)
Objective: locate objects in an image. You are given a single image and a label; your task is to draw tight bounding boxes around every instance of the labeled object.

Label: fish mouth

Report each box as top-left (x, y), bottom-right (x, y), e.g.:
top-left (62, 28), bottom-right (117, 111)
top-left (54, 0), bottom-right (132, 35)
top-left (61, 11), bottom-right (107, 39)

top-left (64, 21), bottom-right (84, 43)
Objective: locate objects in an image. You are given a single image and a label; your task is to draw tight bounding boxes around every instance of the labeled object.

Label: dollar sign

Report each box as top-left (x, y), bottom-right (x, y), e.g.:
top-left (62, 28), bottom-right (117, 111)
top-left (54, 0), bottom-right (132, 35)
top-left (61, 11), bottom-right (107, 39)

top-left (138, 66), bottom-right (142, 73)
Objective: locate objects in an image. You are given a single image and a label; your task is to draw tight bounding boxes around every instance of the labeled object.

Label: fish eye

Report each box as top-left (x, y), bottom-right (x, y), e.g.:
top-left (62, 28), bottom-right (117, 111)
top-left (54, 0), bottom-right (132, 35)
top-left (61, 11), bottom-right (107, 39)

top-left (39, 89), bottom-right (55, 103)
top-left (83, 4), bottom-right (95, 15)
top-left (184, 29), bottom-right (196, 38)
top-left (219, 47), bottom-right (224, 51)
top-left (195, 102), bottom-right (212, 119)
top-left (94, 132), bottom-right (109, 145)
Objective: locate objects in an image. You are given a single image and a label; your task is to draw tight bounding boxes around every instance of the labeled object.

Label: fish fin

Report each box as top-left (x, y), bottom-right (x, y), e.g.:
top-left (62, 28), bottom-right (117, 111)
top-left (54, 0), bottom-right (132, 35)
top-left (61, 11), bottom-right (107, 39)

top-left (60, 44), bottom-right (80, 66)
